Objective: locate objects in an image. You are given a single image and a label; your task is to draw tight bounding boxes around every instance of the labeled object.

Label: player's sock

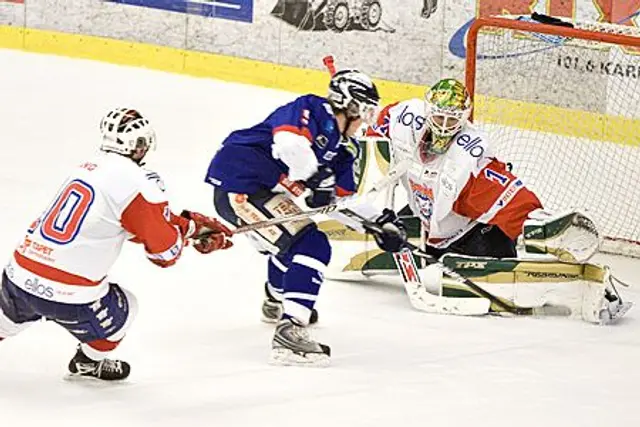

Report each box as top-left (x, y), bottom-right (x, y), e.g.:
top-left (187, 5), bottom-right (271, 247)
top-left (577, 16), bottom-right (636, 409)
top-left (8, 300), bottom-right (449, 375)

top-left (261, 282), bottom-right (318, 324)
top-left (67, 344), bottom-right (130, 381)
top-left (269, 318), bottom-right (330, 367)
top-left (261, 281), bottom-right (284, 323)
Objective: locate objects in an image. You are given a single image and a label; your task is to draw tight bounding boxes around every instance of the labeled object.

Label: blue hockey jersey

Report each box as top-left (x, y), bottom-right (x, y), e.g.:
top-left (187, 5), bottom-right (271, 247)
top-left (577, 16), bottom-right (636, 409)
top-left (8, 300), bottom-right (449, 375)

top-left (205, 94), bottom-right (360, 196)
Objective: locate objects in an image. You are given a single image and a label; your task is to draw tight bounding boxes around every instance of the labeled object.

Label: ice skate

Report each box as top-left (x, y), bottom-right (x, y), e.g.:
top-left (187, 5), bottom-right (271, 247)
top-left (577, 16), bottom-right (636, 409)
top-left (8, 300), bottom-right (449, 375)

top-left (269, 318), bottom-right (330, 367)
top-left (261, 282), bottom-right (318, 324)
top-left (67, 345), bottom-right (131, 381)
top-left (599, 289), bottom-right (633, 325)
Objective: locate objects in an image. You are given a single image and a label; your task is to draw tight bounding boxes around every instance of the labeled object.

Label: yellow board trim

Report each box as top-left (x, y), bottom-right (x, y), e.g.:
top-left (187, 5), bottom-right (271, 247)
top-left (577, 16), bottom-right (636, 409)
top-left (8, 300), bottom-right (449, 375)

top-left (0, 25), bottom-right (424, 105)
top-left (3, 25), bottom-right (639, 145)
top-left (476, 94), bottom-right (640, 147)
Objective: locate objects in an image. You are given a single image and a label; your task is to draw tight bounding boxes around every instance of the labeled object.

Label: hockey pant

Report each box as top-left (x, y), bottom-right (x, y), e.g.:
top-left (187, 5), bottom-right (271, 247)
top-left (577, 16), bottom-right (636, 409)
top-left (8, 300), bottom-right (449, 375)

top-left (214, 188), bottom-right (331, 325)
top-left (425, 223), bottom-right (517, 259)
top-left (0, 271), bottom-right (137, 359)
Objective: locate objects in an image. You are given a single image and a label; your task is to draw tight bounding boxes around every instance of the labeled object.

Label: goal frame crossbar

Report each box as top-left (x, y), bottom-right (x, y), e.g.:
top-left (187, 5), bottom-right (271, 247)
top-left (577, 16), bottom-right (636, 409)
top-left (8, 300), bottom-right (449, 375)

top-left (465, 16), bottom-right (640, 112)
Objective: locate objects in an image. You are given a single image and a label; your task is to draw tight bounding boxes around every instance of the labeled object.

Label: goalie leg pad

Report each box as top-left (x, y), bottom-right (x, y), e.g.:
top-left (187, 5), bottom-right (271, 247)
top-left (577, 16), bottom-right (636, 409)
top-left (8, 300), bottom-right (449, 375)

top-left (523, 209), bottom-right (599, 263)
top-left (441, 254), bottom-right (633, 324)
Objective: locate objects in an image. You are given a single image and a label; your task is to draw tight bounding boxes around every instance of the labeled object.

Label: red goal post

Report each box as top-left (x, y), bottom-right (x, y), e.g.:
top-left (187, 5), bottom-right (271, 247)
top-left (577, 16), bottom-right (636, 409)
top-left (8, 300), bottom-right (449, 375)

top-left (464, 15), bottom-right (640, 257)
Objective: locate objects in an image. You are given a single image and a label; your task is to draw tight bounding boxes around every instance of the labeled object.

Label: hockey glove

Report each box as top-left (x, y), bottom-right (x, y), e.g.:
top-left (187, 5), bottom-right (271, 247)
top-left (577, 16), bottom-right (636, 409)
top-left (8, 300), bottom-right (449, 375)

top-left (304, 166), bottom-right (336, 208)
top-left (367, 208), bottom-right (408, 253)
top-left (180, 210), bottom-right (234, 254)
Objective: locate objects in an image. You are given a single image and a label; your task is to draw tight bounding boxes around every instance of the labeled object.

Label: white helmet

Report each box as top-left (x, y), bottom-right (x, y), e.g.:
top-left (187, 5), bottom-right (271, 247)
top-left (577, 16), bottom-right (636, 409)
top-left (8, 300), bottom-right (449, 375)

top-left (99, 108), bottom-right (156, 159)
top-left (327, 69), bottom-right (380, 125)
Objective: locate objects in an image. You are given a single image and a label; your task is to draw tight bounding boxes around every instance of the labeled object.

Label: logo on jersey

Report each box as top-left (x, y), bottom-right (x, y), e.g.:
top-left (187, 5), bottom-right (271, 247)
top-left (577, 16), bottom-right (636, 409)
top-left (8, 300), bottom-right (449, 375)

top-left (455, 133), bottom-right (484, 158)
top-left (24, 277), bottom-right (54, 299)
top-left (409, 179), bottom-right (434, 221)
top-left (301, 109), bottom-right (310, 125)
top-left (397, 105), bottom-right (426, 131)
top-left (323, 120), bottom-right (335, 133)
top-left (315, 135), bottom-right (328, 149)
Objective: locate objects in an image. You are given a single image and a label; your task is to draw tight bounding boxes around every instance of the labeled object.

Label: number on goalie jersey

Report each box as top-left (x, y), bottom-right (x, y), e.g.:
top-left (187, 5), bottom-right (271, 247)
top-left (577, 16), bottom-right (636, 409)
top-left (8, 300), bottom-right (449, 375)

top-left (368, 79), bottom-right (544, 257)
top-left (0, 108), bottom-right (232, 381)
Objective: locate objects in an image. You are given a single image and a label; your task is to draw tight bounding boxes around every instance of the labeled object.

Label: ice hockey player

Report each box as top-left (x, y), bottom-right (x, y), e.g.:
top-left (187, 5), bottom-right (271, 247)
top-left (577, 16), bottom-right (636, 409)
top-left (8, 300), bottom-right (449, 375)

top-left (204, 69), bottom-right (405, 366)
top-left (365, 78), bottom-right (631, 324)
top-left (0, 108), bottom-right (234, 381)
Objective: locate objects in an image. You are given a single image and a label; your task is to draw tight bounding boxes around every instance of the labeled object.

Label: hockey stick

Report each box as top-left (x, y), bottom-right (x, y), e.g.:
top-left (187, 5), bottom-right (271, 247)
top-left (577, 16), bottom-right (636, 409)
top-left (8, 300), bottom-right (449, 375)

top-left (231, 160), bottom-right (410, 235)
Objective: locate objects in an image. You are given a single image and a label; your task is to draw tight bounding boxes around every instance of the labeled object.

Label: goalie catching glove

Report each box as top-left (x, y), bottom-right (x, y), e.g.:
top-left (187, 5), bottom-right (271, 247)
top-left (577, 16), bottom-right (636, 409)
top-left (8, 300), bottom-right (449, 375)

top-left (179, 210), bottom-right (234, 253)
top-left (523, 209), bottom-right (599, 263)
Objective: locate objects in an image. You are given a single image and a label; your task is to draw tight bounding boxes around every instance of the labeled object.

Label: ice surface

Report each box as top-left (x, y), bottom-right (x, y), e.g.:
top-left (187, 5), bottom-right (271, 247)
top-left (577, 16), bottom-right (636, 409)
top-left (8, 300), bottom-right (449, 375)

top-left (0, 49), bottom-right (639, 427)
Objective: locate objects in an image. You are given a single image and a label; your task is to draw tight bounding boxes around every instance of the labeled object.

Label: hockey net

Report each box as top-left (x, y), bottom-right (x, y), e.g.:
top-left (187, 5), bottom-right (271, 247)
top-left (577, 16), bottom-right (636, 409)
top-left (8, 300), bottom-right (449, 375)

top-left (466, 15), bottom-right (640, 257)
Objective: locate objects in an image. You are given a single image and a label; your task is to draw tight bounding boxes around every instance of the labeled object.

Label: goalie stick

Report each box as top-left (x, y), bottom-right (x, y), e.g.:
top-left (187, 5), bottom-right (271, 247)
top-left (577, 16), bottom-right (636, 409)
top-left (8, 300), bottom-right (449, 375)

top-left (405, 242), bottom-right (572, 317)
top-left (337, 210), bottom-right (572, 318)
top-left (393, 247), bottom-right (491, 315)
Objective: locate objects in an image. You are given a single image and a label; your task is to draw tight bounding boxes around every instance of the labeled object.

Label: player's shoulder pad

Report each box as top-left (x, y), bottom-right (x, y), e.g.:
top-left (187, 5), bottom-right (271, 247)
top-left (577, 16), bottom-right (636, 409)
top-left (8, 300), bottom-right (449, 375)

top-left (444, 124), bottom-right (493, 177)
top-left (387, 98), bottom-right (428, 137)
top-left (291, 94), bottom-right (336, 130)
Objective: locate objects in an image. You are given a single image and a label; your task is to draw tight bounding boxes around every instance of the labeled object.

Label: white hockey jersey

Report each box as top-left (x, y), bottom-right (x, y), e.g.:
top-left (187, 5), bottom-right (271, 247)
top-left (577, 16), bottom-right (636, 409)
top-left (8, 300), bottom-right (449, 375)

top-left (368, 99), bottom-right (542, 248)
top-left (5, 152), bottom-right (190, 304)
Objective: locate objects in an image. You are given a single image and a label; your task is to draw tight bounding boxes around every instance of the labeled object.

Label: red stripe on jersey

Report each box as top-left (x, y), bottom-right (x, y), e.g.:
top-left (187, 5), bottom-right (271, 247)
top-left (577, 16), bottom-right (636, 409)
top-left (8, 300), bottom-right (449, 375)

top-left (13, 251), bottom-right (102, 286)
top-left (366, 102), bottom-right (399, 138)
top-left (273, 125), bottom-right (313, 142)
top-left (336, 186), bottom-right (354, 197)
top-left (453, 159), bottom-right (542, 240)
top-left (488, 188), bottom-right (542, 239)
top-left (278, 173), bottom-right (306, 197)
top-left (120, 194), bottom-right (184, 261)
top-left (169, 212), bottom-right (191, 236)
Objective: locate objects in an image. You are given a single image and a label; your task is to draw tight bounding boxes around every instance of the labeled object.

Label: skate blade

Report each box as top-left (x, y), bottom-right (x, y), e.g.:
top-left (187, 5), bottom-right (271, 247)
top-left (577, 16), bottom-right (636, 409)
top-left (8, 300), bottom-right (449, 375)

top-left (269, 347), bottom-right (330, 367)
top-left (261, 315), bottom-right (279, 324)
top-left (599, 302), bottom-right (633, 325)
top-left (63, 373), bottom-right (129, 385)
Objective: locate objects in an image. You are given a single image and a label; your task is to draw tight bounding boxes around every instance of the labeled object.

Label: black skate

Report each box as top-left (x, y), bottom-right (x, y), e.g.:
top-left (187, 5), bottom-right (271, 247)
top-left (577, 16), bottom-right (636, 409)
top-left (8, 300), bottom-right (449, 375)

top-left (270, 318), bottom-right (330, 367)
top-left (261, 282), bottom-right (318, 324)
top-left (67, 345), bottom-right (131, 381)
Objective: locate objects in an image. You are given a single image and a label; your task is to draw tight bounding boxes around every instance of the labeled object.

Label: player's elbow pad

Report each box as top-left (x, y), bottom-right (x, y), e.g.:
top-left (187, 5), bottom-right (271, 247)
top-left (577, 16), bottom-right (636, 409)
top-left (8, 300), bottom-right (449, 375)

top-left (272, 131), bottom-right (318, 181)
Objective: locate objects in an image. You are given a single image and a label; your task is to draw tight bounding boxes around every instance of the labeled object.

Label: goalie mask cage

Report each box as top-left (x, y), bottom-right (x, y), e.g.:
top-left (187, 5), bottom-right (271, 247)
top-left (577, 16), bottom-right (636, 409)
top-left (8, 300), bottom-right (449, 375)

top-left (465, 16), bottom-right (640, 258)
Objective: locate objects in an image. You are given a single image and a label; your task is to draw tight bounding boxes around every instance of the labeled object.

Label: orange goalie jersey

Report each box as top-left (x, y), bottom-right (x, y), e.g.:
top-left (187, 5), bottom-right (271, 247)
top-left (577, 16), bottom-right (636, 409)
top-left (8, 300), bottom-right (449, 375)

top-left (368, 99), bottom-right (543, 248)
top-left (6, 152), bottom-right (191, 304)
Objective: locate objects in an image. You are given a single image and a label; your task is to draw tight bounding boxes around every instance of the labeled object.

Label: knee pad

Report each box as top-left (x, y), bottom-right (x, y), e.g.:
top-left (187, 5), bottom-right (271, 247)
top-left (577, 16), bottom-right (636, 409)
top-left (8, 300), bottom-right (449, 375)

top-left (290, 228), bottom-right (331, 263)
top-left (107, 286), bottom-right (138, 342)
top-left (0, 309), bottom-right (34, 338)
top-left (287, 228), bottom-right (332, 274)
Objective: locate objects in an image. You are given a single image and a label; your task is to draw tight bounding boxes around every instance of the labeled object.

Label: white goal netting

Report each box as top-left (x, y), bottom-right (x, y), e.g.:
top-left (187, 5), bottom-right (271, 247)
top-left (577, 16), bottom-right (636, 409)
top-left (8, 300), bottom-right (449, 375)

top-left (468, 16), bottom-right (640, 257)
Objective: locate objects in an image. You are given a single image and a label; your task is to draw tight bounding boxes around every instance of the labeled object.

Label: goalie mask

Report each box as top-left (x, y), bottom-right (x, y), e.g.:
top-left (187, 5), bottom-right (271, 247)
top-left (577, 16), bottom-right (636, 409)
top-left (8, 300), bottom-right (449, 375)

top-left (420, 79), bottom-right (471, 159)
top-left (99, 108), bottom-right (157, 162)
top-left (327, 69), bottom-right (380, 126)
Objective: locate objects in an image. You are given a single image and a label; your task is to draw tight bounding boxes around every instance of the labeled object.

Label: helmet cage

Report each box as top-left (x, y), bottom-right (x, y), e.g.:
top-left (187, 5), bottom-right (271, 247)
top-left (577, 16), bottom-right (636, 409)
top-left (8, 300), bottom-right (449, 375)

top-left (328, 69), bottom-right (380, 126)
top-left (100, 108), bottom-right (156, 157)
top-left (423, 79), bottom-right (472, 155)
